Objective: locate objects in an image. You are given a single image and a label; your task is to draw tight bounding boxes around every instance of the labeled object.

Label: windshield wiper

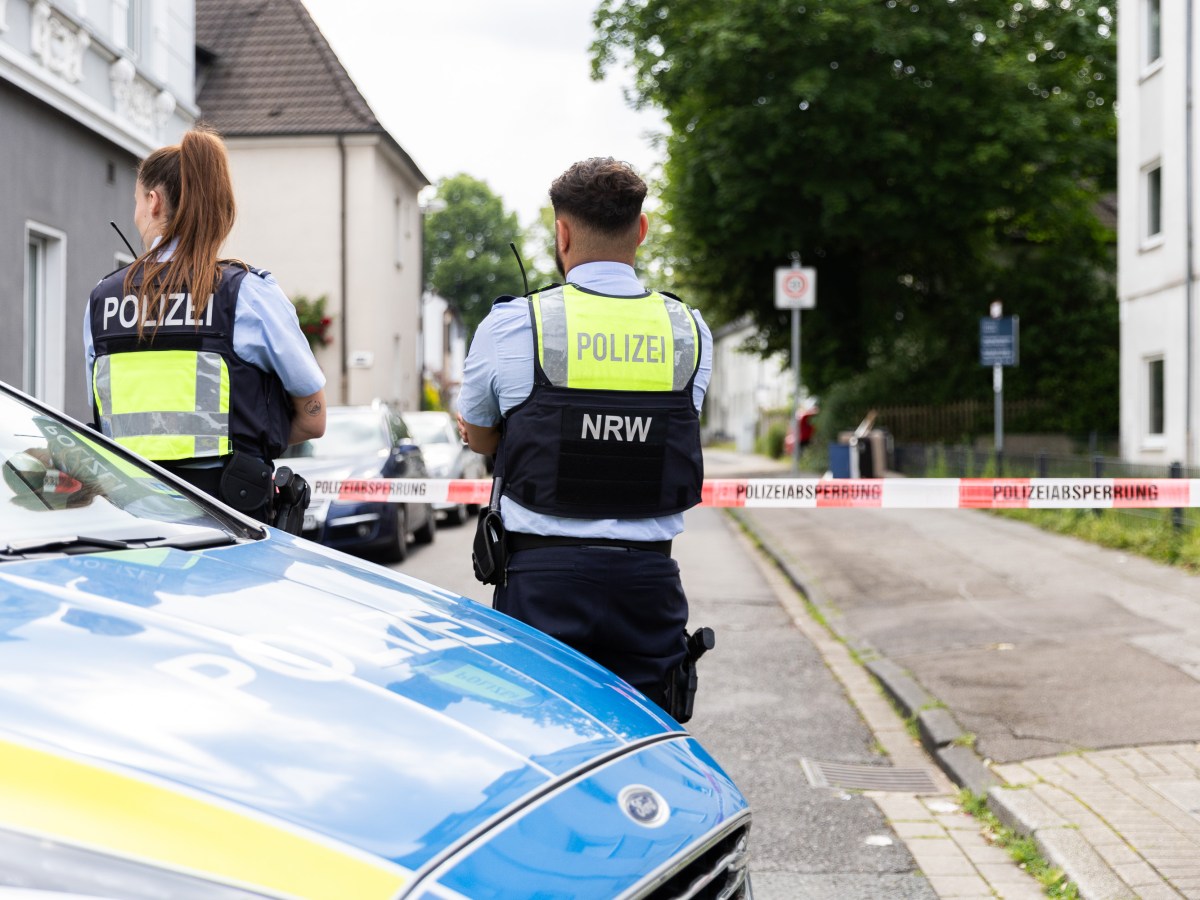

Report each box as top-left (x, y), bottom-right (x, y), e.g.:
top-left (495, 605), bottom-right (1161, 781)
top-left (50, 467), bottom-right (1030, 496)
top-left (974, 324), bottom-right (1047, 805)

top-left (2, 534), bottom-right (147, 557)
top-left (146, 528), bottom-right (238, 550)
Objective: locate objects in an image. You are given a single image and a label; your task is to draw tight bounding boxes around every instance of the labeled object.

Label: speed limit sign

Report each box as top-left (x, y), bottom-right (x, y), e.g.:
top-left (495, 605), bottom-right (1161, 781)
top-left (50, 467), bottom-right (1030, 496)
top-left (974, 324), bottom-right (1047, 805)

top-left (775, 267), bottom-right (817, 309)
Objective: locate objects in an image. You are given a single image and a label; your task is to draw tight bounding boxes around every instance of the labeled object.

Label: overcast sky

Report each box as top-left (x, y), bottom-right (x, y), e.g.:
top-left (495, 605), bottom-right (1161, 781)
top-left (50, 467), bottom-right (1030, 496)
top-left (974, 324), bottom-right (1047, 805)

top-left (301, 0), bottom-right (665, 227)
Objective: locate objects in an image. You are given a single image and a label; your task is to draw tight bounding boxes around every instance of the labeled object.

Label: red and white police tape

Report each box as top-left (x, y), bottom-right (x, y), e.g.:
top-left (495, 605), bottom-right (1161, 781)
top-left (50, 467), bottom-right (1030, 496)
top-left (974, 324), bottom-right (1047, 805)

top-left (305, 477), bottom-right (1200, 510)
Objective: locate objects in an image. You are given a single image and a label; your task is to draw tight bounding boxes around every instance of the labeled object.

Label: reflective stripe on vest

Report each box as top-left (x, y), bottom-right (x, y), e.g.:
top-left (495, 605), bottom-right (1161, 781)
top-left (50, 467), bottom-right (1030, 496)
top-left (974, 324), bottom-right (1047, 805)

top-left (532, 285), bottom-right (699, 391)
top-left (93, 350), bottom-right (231, 461)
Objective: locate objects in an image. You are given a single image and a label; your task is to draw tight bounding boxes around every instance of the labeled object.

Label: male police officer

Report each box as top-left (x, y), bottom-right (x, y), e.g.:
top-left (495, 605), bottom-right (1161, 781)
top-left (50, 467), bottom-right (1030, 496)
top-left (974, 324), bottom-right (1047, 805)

top-left (457, 158), bottom-right (713, 711)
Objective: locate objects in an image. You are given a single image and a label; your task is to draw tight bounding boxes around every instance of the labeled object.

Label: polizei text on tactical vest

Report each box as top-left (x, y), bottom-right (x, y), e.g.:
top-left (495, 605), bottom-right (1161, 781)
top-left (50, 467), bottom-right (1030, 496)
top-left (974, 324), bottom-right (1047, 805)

top-left (581, 414), bottom-right (653, 442)
top-left (100, 293), bottom-right (215, 329)
top-left (577, 332), bottom-right (667, 363)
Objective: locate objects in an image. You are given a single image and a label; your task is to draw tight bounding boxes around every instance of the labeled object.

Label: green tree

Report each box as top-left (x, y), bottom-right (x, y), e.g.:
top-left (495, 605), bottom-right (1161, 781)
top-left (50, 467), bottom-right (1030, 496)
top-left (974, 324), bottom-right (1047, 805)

top-left (423, 174), bottom-right (525, 335)
top-left (593, 0), bottom-right (1118, 433)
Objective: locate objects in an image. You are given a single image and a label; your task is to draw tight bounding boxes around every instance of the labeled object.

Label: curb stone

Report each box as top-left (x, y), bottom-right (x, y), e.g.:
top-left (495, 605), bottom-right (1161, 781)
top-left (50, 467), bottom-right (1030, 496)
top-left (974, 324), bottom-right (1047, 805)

top-left (728, 506), bottom-right (1129, 899)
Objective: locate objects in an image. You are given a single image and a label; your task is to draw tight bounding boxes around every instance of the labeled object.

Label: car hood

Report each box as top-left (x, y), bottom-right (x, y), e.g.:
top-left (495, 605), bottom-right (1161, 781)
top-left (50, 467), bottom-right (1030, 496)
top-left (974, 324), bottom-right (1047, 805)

top-left (0, 535), bottom-right (745, 897)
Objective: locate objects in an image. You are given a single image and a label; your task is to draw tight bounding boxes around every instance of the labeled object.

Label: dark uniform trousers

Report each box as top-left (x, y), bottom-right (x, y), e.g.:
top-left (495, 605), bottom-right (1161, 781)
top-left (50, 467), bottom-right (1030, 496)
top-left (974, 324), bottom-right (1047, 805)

top-left (494, 544), bottom-right (689, 709)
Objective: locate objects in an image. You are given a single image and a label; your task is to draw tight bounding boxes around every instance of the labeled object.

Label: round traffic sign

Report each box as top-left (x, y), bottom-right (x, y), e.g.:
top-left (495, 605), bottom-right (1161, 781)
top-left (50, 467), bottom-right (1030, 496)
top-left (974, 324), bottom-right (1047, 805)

top-left (783, 273), bottom-right (808, 299)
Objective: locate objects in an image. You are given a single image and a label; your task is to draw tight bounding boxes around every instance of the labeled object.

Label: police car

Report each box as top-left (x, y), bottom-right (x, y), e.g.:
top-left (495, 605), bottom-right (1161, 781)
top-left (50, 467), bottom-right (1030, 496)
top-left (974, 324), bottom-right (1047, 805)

top-left (0, 382), bottom-right (752, 899)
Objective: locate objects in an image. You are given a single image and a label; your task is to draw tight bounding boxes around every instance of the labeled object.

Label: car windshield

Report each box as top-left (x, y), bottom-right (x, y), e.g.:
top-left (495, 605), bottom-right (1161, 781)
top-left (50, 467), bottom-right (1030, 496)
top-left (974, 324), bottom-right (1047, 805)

top-left (0, 388), bottom-right (242, 554)
top-left (282, 412), bottom-right (387, 459)
top-left (406, 413), bottom-right (453, 445)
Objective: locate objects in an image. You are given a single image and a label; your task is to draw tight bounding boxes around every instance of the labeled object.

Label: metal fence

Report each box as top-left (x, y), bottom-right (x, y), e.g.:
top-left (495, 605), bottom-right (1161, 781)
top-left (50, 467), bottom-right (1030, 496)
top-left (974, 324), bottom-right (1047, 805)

top-left (892, 443), bottom-right (1200, 532)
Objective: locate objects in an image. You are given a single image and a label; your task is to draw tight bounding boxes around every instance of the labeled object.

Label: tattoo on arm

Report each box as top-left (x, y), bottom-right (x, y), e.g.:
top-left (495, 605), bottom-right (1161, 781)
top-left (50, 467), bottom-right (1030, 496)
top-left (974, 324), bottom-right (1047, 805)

top-left (304, 399), bottom-right (322, 417)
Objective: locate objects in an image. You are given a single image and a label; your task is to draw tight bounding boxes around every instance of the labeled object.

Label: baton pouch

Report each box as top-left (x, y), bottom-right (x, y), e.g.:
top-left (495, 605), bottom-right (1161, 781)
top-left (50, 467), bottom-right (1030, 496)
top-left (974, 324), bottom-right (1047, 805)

top-left (472, 476), bottom-right (507, 585)
top-left (219, 450), bottom-right (274, 514)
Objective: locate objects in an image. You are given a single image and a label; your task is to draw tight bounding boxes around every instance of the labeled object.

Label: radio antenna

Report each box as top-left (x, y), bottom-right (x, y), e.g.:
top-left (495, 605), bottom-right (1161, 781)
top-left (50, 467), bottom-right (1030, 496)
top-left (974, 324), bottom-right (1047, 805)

top-left (509, 242), bottom-right (529, 296)
top-left (110, 221), bottom-right (137, 258)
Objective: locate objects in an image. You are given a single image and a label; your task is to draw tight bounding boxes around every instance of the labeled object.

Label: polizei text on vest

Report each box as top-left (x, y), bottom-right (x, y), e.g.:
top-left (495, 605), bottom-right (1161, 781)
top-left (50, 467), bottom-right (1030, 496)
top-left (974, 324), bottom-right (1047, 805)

top-left (100, 293), bottom-right (215, 330)
top-left (577, 332), bottom-right (668, 363)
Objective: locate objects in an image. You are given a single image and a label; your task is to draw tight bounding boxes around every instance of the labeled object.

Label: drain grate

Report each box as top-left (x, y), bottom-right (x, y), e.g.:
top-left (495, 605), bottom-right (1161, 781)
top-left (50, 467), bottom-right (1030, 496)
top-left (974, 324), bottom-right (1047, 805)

top-left (801, 758), bottom-right (941, 794)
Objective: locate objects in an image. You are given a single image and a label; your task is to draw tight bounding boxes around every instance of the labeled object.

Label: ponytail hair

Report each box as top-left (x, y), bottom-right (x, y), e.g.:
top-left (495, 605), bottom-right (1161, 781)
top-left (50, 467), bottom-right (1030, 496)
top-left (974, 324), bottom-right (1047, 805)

top-left (124, 124), bottom-right (239, 336)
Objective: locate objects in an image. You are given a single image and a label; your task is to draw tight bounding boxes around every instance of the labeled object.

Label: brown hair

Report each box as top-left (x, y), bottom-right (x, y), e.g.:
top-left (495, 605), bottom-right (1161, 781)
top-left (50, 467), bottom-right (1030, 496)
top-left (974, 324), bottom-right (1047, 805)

top-left (123, 125), bottom-right (238, 336)
top-left (549, 157), bottom-right (647, 235)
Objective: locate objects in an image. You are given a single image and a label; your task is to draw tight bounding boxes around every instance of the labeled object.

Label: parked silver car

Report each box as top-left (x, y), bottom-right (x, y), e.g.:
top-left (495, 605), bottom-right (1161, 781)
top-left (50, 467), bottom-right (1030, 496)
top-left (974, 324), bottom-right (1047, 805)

top-left (404, 410), bottom-right (489, 525)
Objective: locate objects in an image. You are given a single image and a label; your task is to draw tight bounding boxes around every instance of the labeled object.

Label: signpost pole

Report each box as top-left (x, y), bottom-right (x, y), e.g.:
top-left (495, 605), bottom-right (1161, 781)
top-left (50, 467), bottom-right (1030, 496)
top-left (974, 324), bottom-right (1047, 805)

top-left (775, 256), bottom-right (816, 474)
top-left (994, 363), bottom-right (1004, 475)
top-left (988, 301), bottom-right (1005, 475)
top-left (791, 258), bottom-right (802, 473)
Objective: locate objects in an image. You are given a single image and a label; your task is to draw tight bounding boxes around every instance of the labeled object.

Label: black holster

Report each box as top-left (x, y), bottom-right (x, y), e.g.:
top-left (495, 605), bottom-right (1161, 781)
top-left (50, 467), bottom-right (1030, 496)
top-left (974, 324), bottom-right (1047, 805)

top-left (665, 627), bottom-right (715, 724)
top-left (219, 450), bottom-right (274, 518)
top-left (271, 466), bottom-right (310, 536)
top-left (472, 477), bottom-right (507, 584)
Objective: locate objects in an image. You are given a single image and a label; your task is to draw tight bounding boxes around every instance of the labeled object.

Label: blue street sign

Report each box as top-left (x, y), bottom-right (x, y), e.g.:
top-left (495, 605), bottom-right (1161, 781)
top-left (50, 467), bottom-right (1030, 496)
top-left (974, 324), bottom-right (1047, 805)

top-left (980, 316), bottom-right (1019, 367)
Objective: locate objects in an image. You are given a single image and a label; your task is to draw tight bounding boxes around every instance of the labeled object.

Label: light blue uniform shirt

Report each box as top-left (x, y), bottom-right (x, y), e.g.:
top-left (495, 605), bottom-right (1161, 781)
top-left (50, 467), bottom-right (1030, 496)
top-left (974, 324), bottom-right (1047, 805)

top-left (83, 239), bottom-right (326, 403)
top-left (458, 261), bottom-right (713, 541)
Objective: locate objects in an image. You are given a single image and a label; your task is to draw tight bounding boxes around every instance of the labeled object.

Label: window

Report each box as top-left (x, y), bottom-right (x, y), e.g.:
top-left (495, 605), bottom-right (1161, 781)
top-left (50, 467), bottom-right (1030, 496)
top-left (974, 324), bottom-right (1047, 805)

top-left (1148, 356), bottom-right (1165, 437)
top-left (111, 0), bottom-right (140, 56)
top-left (23, 224), bottom-right (67, 409)
top-left (1145, 164), bottom-right (1162, 240)
top-left (1145, 0), bottom-right (1162, 67)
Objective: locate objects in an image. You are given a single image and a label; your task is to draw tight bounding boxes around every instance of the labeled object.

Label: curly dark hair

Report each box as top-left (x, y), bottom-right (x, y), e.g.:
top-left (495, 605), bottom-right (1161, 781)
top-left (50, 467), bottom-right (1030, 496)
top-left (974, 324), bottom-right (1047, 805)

top-left (549, 158), bottom-right (647, 234)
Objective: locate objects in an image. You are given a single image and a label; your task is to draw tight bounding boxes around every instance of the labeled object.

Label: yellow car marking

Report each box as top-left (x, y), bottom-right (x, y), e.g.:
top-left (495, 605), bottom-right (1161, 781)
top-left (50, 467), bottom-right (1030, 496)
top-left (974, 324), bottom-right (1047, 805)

top-left (0, 738), bottom-right (408, 900)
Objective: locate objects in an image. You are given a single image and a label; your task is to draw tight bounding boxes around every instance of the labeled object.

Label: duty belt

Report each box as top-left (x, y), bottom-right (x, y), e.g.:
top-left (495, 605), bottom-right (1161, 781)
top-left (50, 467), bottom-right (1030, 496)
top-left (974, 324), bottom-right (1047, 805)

top-left (506, 532), bottom-right (672, 557)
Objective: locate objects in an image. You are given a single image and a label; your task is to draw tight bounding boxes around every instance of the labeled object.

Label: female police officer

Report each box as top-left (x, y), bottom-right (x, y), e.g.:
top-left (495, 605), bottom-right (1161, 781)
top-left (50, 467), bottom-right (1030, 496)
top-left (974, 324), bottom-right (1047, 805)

top-left (83, 125), bottom-right (326, 521)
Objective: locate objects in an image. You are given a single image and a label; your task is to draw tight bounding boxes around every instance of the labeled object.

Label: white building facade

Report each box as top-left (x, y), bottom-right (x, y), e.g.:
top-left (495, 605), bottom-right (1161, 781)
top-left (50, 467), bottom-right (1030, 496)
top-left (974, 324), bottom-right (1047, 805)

top-left (1119, 0), bottom-right (1200, 468)
top-left (0, 0), bottom-right (196, 420)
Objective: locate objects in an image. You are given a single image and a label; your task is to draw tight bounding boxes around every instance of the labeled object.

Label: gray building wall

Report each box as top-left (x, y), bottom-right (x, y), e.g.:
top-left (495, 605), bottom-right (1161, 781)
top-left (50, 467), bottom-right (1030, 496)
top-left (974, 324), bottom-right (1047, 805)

top-left (0, 77), bottom-right (140, 422)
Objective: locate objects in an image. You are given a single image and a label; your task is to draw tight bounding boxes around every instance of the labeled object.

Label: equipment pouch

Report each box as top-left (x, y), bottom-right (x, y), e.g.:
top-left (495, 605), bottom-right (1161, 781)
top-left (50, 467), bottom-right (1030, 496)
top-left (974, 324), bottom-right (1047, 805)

top-left (472, 507), bottom-right (507, 585)
top-left (219, 450), bottom-right (274, 515)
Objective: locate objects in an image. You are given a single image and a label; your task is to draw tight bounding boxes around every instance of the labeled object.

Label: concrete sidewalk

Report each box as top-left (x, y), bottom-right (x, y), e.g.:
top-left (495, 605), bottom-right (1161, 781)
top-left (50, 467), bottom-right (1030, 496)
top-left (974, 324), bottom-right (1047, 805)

top-left (702, 448), bottom-right (1200, 899)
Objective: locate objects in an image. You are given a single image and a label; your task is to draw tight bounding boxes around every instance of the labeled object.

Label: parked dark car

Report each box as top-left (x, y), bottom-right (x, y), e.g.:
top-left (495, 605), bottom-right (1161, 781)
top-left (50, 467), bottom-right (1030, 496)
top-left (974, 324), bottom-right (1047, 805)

top-left (279, 403), bottom-right (435, 561)
top-left (403, 410), bottom-right (489, 525)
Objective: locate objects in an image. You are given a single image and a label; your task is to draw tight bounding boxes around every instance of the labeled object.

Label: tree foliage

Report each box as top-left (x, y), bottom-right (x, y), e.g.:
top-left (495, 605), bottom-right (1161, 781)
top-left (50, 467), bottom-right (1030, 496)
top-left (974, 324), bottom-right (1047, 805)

top-left (422, 174), bottom-right (526, 335)
top-left (593, 0), bottom-right (1118, 434)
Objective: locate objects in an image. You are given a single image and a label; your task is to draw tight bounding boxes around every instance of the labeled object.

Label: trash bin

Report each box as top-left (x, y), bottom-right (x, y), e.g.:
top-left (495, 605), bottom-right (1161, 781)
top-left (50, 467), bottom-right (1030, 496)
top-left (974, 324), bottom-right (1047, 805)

top-left (829, 436), bottom-right (866, 478)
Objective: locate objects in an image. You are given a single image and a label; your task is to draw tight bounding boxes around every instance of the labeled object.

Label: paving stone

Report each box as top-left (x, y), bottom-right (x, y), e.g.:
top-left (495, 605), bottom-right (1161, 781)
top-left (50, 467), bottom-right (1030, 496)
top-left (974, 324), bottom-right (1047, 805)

top-left (924, 874), bottom-right (994, 897)
top-left (892, 820), bottom-right (947, 839)
top-left (994, 763), bottom-right (1034, 785)
top-left (872, 794), bottom-right (933, 821)
top-left (1116, 860), bottom-right (1176, 886)
top-left (1128, 883), bottom-right (1187, 899)
top-left (994, 883), bottom-right (1053, 900)
top-left (906, 836), bottom-right (972, 862)
top-left (909, 851), bottom-right (979, 877)
top-left (1094, 840), bottom-right (1145, 867)
top-left (957, 841), bottom-right (1014, 866)
top-left (973, 861), bottom-right (1038, 884)
top-left (1116, 749), bottom-right (1173, 777)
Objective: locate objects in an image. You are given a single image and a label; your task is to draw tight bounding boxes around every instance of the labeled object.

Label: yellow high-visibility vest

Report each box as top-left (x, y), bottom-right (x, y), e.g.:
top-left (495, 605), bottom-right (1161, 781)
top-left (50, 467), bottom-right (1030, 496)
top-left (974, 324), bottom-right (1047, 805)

top-left (531, 285), bottom-right (700, 391)
top-left (92, 350), bottom-right (232, 461)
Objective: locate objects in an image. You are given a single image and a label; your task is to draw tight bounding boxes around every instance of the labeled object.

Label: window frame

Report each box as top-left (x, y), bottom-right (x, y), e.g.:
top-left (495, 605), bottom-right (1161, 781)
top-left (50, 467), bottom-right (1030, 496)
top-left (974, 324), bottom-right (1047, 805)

top-left (1142, 162), bottom-right (1163, 246)
top-left (23, 222), bottom-right (67, 410)
top-left (1144, 0), bottom-right (1162, 70)
top-left (1145, 355), bottom-right (1166, 446)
